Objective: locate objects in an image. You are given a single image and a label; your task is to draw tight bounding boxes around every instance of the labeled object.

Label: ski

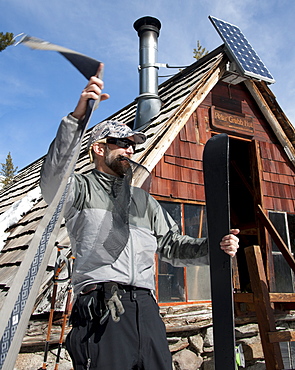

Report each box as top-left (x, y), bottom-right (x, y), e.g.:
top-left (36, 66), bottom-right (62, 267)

top-left (0, 39), bottom-right (103, 369)
top-left (203, 133), bottom-right (236, 369)
top-left (0, 98), bottom-right (99, 370)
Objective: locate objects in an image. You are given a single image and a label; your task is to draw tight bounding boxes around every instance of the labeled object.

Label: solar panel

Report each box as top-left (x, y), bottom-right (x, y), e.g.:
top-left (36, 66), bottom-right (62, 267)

top-left (209, 16), bottom-right (275, 84)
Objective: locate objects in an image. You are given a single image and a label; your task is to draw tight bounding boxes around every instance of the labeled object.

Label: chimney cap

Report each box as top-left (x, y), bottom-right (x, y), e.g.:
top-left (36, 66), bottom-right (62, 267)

top-left (133, 16), bottom-right (161, 36)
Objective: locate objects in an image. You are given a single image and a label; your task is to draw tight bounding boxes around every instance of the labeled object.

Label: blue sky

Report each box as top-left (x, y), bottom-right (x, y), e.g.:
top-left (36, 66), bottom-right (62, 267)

top-left (0, 0), bottom-right (294, 171)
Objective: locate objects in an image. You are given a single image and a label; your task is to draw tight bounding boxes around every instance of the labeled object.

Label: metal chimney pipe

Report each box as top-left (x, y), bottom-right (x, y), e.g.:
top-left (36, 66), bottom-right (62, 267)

top-left (133, 16), bottom-right (162, 130)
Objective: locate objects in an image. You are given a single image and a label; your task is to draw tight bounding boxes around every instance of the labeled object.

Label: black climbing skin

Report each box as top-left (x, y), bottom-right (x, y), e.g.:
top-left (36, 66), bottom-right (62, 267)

top-left (203, 133), bottom-right (236, 370)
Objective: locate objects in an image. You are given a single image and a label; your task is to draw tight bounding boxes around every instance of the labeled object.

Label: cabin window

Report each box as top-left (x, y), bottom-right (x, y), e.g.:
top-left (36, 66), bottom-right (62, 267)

top-left (269, 211), bottom-right (295, 293)
top-left (157, 201), bottom-right (210, 304)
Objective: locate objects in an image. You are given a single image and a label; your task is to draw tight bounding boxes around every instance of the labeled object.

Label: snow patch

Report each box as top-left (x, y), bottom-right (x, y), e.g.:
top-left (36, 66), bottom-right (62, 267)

top-left (0, 186), bottom-right (42, 251)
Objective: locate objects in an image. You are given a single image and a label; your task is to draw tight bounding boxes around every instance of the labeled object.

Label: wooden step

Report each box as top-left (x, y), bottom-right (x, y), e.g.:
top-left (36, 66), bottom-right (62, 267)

top-left (268, 330), bottom-right (295, 343)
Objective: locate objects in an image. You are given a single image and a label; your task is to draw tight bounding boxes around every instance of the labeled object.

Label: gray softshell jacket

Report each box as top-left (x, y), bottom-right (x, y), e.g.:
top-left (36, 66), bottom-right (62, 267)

top-left (40, 114), bottom-right (209, 296)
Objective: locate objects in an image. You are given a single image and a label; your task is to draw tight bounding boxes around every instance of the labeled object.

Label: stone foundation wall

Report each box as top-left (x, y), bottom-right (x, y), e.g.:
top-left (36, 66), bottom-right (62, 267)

top-left (15, 304), bottom-right (295, 369)
top-left (168, 324), bottom-right (265, 369)
top-left (15, 323), bottom-right (266, 370)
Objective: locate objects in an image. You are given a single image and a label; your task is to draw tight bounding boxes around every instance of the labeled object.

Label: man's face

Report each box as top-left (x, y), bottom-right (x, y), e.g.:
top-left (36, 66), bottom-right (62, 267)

top-left (103, 137), bottom-right (135, 177)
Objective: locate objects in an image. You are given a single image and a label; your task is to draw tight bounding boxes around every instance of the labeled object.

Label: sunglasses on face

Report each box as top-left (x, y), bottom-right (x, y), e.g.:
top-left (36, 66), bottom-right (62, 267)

top-left (106, 137), bottom-right (137, 150)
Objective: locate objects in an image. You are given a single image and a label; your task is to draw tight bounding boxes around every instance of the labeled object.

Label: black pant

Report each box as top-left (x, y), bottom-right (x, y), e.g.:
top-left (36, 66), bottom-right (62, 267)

top-left (66, 287), bottom-right (173, 370)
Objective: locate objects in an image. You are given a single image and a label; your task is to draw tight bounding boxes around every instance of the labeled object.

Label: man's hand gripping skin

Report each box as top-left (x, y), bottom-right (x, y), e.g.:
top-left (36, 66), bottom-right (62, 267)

top-left (220, 229), bottom-right (240, 257)
top-left (72, 64), bottom-right (110, 121)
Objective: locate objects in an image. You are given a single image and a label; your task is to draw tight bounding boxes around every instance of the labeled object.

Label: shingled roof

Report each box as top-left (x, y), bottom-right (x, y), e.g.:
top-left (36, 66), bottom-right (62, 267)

top-left (0, 44), bottom-right (294, 317)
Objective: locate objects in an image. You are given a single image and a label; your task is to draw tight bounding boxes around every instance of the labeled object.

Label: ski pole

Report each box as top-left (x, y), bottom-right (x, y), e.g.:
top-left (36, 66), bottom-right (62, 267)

top-left (41, 245), bottom-right (70, 369)
top-left (54, 256), bottom-right (74, 369)
top-left (41, 246), bottom-right (63, 369)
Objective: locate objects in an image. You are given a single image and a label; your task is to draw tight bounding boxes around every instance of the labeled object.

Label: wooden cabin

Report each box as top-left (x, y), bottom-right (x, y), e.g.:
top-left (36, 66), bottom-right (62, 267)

top-left (0, 44), bottom-right (295, 369)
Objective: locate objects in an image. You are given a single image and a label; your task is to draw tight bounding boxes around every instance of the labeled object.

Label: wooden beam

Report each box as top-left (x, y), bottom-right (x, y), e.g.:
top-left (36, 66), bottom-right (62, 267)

top-left (234, 293), bottom-right (254, 303)
top-left (234, 292), bottom-right (295, 303)
top-left (268, 330), bottom-right (295, 343)
top-left (244, 80), bottom-right (295, 168)
top-left (269, 293), bottom-right (295, 302)
top-left (257, 204), bottom-right (295, 273)
top-left (245, 245), bottom-right (284, 370)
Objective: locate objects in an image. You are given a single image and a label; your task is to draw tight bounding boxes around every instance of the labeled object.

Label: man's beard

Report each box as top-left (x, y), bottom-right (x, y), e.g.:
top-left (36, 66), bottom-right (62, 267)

top-left (104, 147), bottom-right (131, 177)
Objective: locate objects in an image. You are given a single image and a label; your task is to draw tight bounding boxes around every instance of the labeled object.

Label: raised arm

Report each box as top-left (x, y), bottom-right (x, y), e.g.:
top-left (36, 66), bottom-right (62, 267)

top-left (40, 68), bottom-right (109, 204)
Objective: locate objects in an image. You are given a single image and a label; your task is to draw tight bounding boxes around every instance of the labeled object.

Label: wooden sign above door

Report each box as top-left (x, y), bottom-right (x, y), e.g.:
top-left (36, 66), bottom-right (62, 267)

top-left (210, 106), bottom-right (254, 136)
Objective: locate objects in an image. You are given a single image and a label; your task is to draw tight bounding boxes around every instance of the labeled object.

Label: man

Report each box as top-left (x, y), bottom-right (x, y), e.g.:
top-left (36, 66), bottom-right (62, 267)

top-left (40, 71), bottom-right (239, 370)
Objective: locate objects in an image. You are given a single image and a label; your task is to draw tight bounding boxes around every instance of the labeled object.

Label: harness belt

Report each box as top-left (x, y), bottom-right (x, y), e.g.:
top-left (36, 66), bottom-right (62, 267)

top-left (81, 282), bottom-right (150, 295)
top-left (76, 282), bottom-right (150, 325)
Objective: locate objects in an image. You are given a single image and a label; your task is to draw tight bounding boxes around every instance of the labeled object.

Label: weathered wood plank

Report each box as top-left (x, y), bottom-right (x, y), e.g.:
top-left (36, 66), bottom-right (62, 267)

top-left (234, 292), bottom-right (295, 303)
top-left (268, 330), bottom-right (295, 343)
top-left (245, 245), bottom-right (284, 370)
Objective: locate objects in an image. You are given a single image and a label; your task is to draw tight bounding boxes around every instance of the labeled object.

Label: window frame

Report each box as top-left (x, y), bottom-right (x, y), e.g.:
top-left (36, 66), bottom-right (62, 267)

top-left (154, 198), bottom-right (211, 306)
top-left (269, 210), bottom-right (295, 293)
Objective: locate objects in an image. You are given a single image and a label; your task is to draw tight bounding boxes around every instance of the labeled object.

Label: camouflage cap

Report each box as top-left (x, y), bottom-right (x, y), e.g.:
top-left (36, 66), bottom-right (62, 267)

top-left (87, 120), bottom-right (146, 150)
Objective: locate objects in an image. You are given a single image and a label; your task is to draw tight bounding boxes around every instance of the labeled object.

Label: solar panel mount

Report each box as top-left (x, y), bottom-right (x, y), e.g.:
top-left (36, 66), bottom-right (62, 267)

top-left (209, 16), bottom-right (275, 84)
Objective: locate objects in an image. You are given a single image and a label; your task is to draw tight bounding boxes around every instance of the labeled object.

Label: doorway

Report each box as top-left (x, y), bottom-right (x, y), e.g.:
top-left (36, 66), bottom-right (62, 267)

top-left (228, 138), bottom-right (259, 291)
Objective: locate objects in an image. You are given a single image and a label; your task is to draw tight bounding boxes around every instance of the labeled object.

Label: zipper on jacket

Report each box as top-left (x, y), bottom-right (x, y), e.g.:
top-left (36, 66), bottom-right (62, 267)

top-left (129, 232), bottom-right (136, 286)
